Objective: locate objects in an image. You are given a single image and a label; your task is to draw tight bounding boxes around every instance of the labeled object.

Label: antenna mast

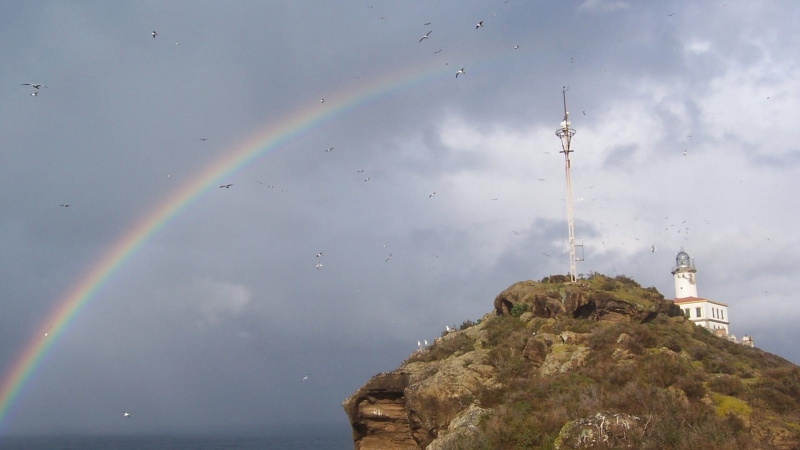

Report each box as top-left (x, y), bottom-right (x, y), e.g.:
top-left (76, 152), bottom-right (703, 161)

top-left (555, 88), bottom-right (581, 282)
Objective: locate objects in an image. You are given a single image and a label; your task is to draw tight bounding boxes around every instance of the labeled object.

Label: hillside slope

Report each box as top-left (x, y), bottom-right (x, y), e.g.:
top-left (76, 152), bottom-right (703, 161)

top-left (343, 274), bottom-right (800, 450)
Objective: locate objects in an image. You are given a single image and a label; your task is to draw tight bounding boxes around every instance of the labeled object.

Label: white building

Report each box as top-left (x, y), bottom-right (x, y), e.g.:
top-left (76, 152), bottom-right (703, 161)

top-left (671, 250), bottom-right (730, 334)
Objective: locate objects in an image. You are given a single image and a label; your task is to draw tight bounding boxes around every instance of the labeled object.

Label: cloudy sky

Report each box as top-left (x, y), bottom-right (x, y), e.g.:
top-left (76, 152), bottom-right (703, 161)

top-left (1, 0), bottom-right (799, 436)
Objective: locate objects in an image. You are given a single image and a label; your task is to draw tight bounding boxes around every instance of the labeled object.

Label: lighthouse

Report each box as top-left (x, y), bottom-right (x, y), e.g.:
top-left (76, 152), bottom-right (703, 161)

top-left (672, 249), bottom-right (698, 299)
top-left (671, 250), bottom-right (730, 334)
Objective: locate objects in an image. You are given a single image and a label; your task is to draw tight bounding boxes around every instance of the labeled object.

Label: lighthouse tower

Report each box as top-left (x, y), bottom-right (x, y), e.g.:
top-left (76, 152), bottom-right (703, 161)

top-left (672, 249), bottom-right (697, 299)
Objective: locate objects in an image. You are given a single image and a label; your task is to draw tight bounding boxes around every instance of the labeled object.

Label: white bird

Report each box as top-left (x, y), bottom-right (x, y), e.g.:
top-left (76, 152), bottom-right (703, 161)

top-left (428, 192), bottom-right (436, 198)
top-left (683, 150), bottom-right (687, 156)
top-left (476, 21), bottom-right (483, 29)
top-left (320, 98), bottom-right (325, 103)
top-left (123, 412), bottom-right (131, 418)
top-left (325, 147), bottom-right (333, 152)
top-left (455, 68), bottom-right (465, 78)
top-left (513, 45), bottom-right (519, 49)
top-left (30, 92), bottom-right (38, 97)
top-left (385, 253), bottom-right (392, 263)
top-left (22, 83), bottom-right (47, 89)
top-left (446, 325), bottom-right (452, 332)
top-left (316, 262), bottom-right (323, 270)
top-left (152, 31), bottom-right (157, 38)
top-left (316, 252), bottom-right (323, 258)
top-left (651, 245), bottom-right (656, 253)
top-left (419, 30), bottom-right (432, 42)
top-left (424, 339), bottom-right (429, 346)
top-left (302, 374), bottom-right (309, 381)
top-left (417, 340), bottom-right (422, 349)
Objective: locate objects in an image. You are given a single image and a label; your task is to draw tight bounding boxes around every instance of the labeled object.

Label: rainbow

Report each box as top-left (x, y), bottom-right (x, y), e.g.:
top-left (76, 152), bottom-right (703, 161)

top-left (0, 61), bottom-right (449, 432)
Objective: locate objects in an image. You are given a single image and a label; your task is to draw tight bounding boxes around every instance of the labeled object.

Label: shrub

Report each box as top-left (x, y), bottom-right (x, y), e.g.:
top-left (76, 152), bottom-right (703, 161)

top-left (509, 303), bottom-right (529, 318)
top-left (460, 319), bottom-right (476, 330)
top-left (708, 375), bottom-right (744, 396)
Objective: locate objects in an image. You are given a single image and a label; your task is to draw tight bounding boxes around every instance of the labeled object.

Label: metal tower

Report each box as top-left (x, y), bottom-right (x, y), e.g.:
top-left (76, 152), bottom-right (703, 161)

top-left (555, 88), bottom-right (581, 282)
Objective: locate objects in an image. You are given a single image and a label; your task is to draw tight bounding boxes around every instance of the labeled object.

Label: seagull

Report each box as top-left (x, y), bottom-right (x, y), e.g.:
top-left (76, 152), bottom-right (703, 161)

top-left (424, 22), bottom-right (431, 26)
top-left (60, 204), bottom-right (70, 207)
top-left (434, 49), bottom-right (443, 54)
top-left (583, 111), bottom-right (586, 115)
top-left (39, 326), bottom-right (53, 341)
top-left (316, 252), bottom-right (323, 258)
top-left (491, 198), bottom-right (498, 201)
top-left (476, 21), bottom-right (483, 29)
top-left (199, 138), bottom-right (207, 141)
top-left (428, 192), bottom-right (436, 198)
top-left (152, 31), bottom-right (158, 38)
top-left (651, 245), bottom-right (656, 253)
top-left (513, 45), bottom-right (519, 49)
top-left (316, 262), bottom-right (323, 270)
top-left (357, 169), bottom-right (364, 173)
top-left (219, 184), bottom-right (233, 188)
top-left (668, 13), bottom-right (675, 16)
top-left (30, 92), bottom-right (38, 97)
top-left (424, 339), bottom-right (429, 346)
top-left (537, 178), bottom-right (546, 181)
top-left (385, 253), bottom-right (392, 263)
top-left (123, 411), bottom-right (131, 418)
top-left (683, 150), bottom-right (687, 156)
top-left (419, 30), bottom-right (432, 42)
top-left (543, 253), bottom-right (550, 257)
top-left (364, 177), bottom-right (371, 182)
top-left (431, 253), bottom-right (439, 258)
top-left (302, 374), bottom-right (309, 381)
top-left (455, 67), bottom-right (465, 78)
top-left (512, 230), bottom-right (519, 235)
top-left (22, 83), bottom-right (47, 89)
top-left (320, 98), bottom-right (324, 103)
top-left (446, 325), bottom-right (452, 332)
top-left (325, 147), bottom-right (333, 152)
top-left (417, 340), bottom-right (422, 349)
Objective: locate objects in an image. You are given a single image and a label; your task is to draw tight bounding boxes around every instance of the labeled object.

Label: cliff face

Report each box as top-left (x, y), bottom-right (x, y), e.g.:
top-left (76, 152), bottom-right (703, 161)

top-left (343, 274), bottom-right (800, 450)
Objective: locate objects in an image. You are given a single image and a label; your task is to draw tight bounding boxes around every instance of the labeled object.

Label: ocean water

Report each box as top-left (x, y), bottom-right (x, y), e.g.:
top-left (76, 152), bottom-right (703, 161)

top-left (0, 425), bottom-right (353, 450)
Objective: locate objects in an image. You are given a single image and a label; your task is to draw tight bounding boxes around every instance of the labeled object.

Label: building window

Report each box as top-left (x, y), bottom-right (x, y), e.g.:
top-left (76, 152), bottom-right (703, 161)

top-left (684, 308), bottom-right (690, 318)
top-left (720, 310), bottom-right (724, 320)
top-left (696, 307), bottom-right (702, 318)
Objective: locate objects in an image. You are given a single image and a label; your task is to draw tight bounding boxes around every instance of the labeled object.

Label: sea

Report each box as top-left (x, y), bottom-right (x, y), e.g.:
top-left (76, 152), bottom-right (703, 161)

top-left (0, 424), bottom-right (353, 450)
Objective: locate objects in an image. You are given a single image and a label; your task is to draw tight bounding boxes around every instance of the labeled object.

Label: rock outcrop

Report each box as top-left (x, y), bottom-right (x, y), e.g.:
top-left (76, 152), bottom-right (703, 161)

top-left (344, 274), bottom-right (800, 450)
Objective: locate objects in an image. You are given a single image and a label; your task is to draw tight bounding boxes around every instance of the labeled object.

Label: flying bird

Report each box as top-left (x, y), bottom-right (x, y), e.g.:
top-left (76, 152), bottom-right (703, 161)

top-left (434, 49), bottom-right (443, 54)
top-left (424, 22), bottom-right (431, 25)
top-left (419, 30), bottom-right (432, 42)
top-left (476, 21), bottom-right (483, 29)
top-left (364, 177), bottom-right (371, 182)
top-left (315, 262), bottom-right (323, 270)
top-left (455, 68), bottom-right (465, 78)
top-left (59, 204), bottom-right (70, 208)
top-left (152, 31), bottom-right (157, 38)
top-left (302, 374), bottom-right (309, 381)
top-left (199, 138), bottom-right (207, 141)
top-left (431, 253), bottom-right (439, 258)
top-left (316, 252), bottom-right (323, 258)
top-left (428, 192), bottom-right (436, 198)
top-left (325, 147), bottom-right (334, 152)
top-left (22, 83), bottom-right (47, 89)
top-left (385, 253), bottom-right (392, 263)
top-left (651, 245), bottom-right (656, 253)
top-left (512, 230), bottom-right (519, 235)
top-left (320, 98), bottom-right (324, 103)
top-left (513, 45), bottom-right (519, 49)
top-left (219, 184), bottom-right (233, 188)
top-left (30, 92), bottom-right (38, 97)
top-left (123, 412), bottom-right (131, 418)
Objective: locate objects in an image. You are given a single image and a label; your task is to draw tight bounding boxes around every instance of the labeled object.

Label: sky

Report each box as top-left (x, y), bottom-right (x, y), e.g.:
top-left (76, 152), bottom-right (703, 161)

top-left (1, 0), bottom-right (799, 437)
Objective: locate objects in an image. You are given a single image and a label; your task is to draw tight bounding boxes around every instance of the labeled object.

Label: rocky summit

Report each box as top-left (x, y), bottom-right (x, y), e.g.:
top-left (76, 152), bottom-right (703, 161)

top-left (342, 274), bottom-right (800, 450)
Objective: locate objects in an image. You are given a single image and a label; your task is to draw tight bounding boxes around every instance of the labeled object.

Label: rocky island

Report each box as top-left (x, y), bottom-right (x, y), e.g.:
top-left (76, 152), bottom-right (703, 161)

top-left (343, 274), bottom-right (800, 449)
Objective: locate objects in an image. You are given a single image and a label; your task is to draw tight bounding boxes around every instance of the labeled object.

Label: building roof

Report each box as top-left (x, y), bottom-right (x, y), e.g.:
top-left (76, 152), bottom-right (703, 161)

top-left (672, 296), bottom-right (729, 307)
